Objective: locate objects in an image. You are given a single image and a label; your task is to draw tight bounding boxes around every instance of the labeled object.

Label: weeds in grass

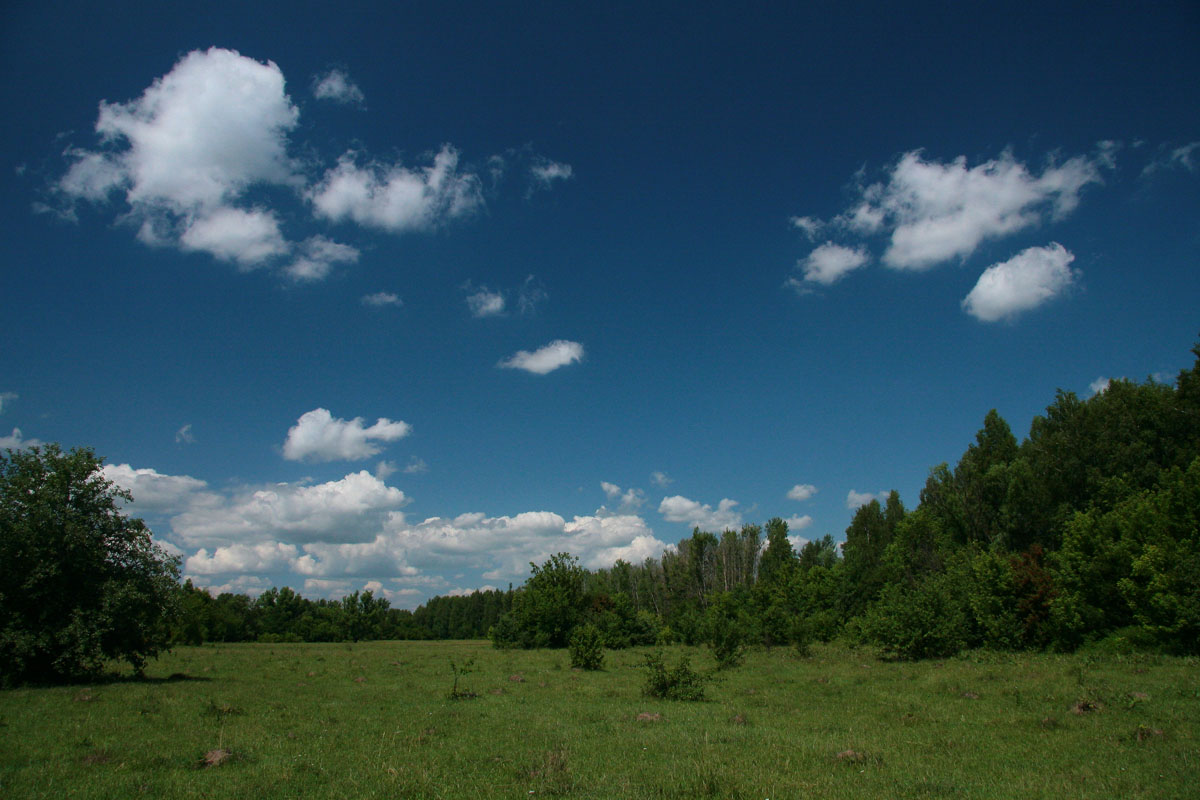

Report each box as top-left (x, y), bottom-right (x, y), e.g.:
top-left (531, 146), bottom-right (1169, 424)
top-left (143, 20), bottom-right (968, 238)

top-left (642, 649), bottom-right (707, 700)
top-left (447, 657), bottom-right (477, 699)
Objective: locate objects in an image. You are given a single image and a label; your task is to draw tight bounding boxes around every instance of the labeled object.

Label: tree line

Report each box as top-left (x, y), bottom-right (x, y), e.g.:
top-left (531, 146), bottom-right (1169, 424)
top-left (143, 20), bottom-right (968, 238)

top-left (4, 340), bottom-right (1197, 683)
top-left (173, 339), bottom-right (1200, 658)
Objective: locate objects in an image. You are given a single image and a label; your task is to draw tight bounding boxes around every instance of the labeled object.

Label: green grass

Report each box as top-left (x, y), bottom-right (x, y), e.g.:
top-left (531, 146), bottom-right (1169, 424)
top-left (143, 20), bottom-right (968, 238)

top-left (1, 641), bottom-right (1197, 798)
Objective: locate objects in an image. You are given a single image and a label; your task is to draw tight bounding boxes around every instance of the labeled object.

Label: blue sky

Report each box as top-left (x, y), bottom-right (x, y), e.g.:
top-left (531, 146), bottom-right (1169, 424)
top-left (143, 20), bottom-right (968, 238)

top-left (3, 1), bottom-right (1198, 606)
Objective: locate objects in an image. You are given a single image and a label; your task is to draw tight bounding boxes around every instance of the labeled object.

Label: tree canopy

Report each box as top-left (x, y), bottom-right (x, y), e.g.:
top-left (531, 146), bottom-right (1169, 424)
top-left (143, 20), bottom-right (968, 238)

top-left (0, 445), bottom-right (181, 683)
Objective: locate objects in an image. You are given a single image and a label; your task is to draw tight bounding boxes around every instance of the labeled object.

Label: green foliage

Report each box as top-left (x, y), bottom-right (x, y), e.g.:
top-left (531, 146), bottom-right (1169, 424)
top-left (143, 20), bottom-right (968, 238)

top-left (859, 563), bottom-right (973, 660)
top-left (0, 444), bottom-right (180, 684)
top-left (703, 593), bottom-right (750, 668)
top-left (568, 623), bottom-right (605, 670)
top-left (491, 553), bottom-right (586, 649)
top-left (641, 648), bottom-right (707, 700)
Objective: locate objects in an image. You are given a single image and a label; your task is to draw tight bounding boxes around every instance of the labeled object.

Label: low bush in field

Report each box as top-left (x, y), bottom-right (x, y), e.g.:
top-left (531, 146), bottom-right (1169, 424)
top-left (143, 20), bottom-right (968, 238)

top-left (642, 649), bottom-right (707, 700)
top-left (568, 623), bottom-right (605, 670)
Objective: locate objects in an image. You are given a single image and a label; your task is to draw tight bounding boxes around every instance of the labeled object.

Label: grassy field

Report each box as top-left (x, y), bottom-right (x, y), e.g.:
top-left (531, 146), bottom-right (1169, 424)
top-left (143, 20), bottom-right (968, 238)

top-left (1, 641), bottom-right (1197, 799)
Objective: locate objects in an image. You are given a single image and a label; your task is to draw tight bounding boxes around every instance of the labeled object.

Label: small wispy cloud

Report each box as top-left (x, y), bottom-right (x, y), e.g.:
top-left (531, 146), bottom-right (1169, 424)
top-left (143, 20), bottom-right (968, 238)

top-left (312, 68), bottom-right (365, 106)
top-left (175, 423), bottom-right (195, 444)
top-left (498, 340), bottom-right (584, 375)
top-left (362, 291), bottom-right (402, 308)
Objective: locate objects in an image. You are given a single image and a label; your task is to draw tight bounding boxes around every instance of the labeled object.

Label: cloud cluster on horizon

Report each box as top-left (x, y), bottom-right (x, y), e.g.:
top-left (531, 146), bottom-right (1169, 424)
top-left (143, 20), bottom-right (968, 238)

top-left (789, 147), bottom-right (1107, 321)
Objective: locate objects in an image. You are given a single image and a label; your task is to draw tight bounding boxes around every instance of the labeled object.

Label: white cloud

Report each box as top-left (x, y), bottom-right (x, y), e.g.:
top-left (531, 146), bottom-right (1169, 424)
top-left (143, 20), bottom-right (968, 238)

top-left (1089, 377), bottom-right (1112, 396)
top-left (529, 158), bottom-right (574, 189)
top-left (962, 243), bottom-right (1077, 322)
top-left (179, 206), bottom-right (288, 266)
top-left (498, 340), bottom-right (584, 375)
top-left (101, 463), bottom-right (210, 512)
top-left (308, 146), bottom-right (483, 232)
top-left (186, 575), bottom-right (275, 598)
top-left (1142, 141), bottom-right (1199, 176)
top-left (658, 495), bottom-right (742, 532)
top-left (795, 242), bottom-right (870, 286)
top-left (600, 482), bottom-right (646, 512)
top-left (787, 483), bottom-right (817, 502)
top-left (362, 291), bottom-right (402, 308)
top-left (466, 287), bottom-right (506, 317)
top-left (282, 408), bottom-right (412, 462)
top-left (185, 541), bottom-right (299, 575)
top-left (810, 149), bottom-right (1104, 272)
top-left (0, 392), bottom-right (16, 414)
top-left (284, 236), bottom-right (360, 282)
top-left (517, 275), bottom-right (548, 315)
top-left (784, 515), bottom-right (813, 533)
top-left (650, 471), bottom-right (673, 488)
top-left (292, 509), bottom-right (665, 583)
top-left (0, 428), bottom-right (42, 451)
top-left (403, 456), bottom-right (429, 474)
top-left (375, 460), bottom-right (398, 480)
top-left (54, 48), bottom-right (303, 270)
top-left (846, 489), bottom-right (884, 509)
top-left (790, 215), bottom-right (823, 240)
top-left (175, 423), bottom-right (195, 444)
top-left (312, 68), bottom-right (365, 106)
top-left (170, 470), bottom-right (409, 547)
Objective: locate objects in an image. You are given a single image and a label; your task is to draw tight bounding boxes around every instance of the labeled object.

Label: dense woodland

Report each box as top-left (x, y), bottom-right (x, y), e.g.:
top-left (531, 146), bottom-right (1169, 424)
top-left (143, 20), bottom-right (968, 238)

top-left (174, 341), bottom-right (1200, 659)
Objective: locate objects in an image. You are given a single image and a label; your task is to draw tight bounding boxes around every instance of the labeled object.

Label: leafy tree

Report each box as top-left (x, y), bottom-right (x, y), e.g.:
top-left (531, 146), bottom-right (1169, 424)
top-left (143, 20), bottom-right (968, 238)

top-left (491, 552), bottom-right (586, 648)
top-left (0, 445), bottom-right (180, 684)
top-left (757, 517), bottom-right (796, 587)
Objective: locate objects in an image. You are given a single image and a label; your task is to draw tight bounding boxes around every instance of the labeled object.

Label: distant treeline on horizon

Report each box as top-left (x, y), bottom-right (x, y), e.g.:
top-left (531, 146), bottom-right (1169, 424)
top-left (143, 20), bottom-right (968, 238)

top-left (175, 339), bottom-right (1200, 659)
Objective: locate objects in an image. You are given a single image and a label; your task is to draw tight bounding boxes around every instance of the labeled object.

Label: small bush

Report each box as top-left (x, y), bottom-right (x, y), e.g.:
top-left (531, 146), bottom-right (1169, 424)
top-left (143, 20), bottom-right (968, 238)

top-left (568, 624), bottom-right (605, 670)
top-left (642, 649), bottom-right (707, 701)
top-left (707, 616), bottom-right (746, 669)
top-left (447, 657), bottom-right (476, 699)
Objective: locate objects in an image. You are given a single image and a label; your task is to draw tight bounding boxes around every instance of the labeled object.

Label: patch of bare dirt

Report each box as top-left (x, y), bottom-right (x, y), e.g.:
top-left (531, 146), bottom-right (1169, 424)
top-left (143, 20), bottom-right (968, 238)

top-left (1071, 699), bottom-right (1102, 715)
top-left (1135, 725), bottom-right (1164, 742)
top-left (962, 691), bottom-right (980, 700)
top-left (636, 712), bottom-right (663, 722)
top-left (82, 750), bottom-right (114, 765)
top-left (730, 713), bottom-right (748, 725)
top-left (508, 673), bottom-right (525, 682)
top-left (354, 676), bottom-right (367, 684)
top-left (200, 749), bottom-right (233, 768)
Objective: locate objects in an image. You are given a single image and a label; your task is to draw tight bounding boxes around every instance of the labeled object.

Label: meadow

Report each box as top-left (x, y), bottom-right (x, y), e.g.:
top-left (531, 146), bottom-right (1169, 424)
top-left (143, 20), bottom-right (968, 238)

top-left (0, 641), bottom-right (1196, 799)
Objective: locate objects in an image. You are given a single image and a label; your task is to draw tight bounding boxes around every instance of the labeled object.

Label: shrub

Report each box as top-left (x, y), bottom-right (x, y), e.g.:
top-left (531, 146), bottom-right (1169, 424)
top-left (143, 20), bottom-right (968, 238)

top-left (642, 649), bottom-right (707, 700)
top-left (568, 623), bottom-right (605, 670)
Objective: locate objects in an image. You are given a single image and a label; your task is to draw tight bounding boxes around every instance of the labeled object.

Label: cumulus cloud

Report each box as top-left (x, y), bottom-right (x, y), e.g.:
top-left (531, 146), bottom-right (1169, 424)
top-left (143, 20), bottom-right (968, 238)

top-left (308, 146), bottom-right (483, 232)
top-left (466, 287), bottom-right (506, 317)
top-left (186, 541), bottom-right (299, 575)
top-left (792, 242), bottom-right (869, 287)
top-left (861, 150), bottom-right (1102, 270)
top-left (170, 470), bottom-right (409, 547)
top-left (790, 215), bottom-right (823, 240)
top-left (601, 482), bottom-right (646, 512)
top-left (791, 148), bottom-right (1105, 280)
top-left (498, 340), bottom-right (584, 375)
top-left (101, 463), bottom-right (211, 512)
top-left (846, 489), bottom-right (884, 509)
top-left (787, 483), bottom-right (817, 502)
top-left (282, 408), bottom-right (412, 462)
top-left (1089, 377), bottom-right (1112, 396)
top-left (784, 515), bottom-right (813, 533)
top-left (284, 236), bottom-right (360, 282)
top-left (361, 291), bottom-right (402, 307)
top-left (0, 428), bottom-right (42, 451)
top-left (56, 48), bottom-right (302, 267)
top-left (292, 509), bottom-right (666, 583)
top-left (312, 68), bottom-right (365, 106)
top-left (961, 243), bottom-right (1077, 322)
top-left (658, 495), bottom-right (742, 532)
top-left (179, 206), bottom-right (289, 266)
